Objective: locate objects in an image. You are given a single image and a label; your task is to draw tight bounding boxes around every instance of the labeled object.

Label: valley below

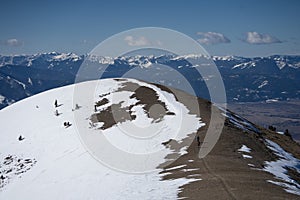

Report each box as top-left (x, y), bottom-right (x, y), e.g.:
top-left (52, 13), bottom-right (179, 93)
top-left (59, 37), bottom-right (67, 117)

top-left (228, 100), bottom-right (300, 142)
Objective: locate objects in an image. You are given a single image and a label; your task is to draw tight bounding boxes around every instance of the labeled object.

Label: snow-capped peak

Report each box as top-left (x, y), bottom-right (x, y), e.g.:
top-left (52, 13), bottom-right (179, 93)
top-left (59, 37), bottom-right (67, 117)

top-left (52, 52), bottom-right (80, 62)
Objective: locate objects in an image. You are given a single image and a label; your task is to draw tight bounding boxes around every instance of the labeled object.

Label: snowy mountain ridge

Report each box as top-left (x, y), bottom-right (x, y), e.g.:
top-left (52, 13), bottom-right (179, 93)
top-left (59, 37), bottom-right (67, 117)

top-left (1, 53), bottom-right (300, 69)
top-left (1, 78), bottom-right (299, 199)
top-left (0, 78), bottom-right (203, 199)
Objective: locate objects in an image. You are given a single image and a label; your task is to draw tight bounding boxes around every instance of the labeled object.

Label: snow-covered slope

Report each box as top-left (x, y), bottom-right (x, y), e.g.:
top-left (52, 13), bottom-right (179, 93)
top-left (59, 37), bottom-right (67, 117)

top-left (0, 78), bottom-right (203, 199)
top-left (1, 78), bottom-right (300, 199)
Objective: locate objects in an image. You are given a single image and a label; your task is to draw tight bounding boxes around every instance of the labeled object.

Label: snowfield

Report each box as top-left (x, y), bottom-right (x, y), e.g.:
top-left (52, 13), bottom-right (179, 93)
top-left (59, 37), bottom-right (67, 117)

top-left (264, 139), bottom-right (300, 195)
top-left (0, 78), bottom-right (203, 200)
top-left (238, 145), bottom-right (253, 159)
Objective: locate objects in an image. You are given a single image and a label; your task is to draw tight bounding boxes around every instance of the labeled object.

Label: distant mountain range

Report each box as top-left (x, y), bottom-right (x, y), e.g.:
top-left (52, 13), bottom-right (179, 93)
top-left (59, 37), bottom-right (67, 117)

top-left (0, 52), bottom-right (299, 109)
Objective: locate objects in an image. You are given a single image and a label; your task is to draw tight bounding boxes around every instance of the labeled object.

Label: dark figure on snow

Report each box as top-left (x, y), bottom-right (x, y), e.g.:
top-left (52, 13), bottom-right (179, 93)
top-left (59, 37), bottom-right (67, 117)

top-left (64, 121), bottom-right (72, 128)
top-left (18, 135), bottom-right (25, 141)
top-left (55, 110), bottom-right (59, 116)
top-left (54, 100), bottom-right (58, 108)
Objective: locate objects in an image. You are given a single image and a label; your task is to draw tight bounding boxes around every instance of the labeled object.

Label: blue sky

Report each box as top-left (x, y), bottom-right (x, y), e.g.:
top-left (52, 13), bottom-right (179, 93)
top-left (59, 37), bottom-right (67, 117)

top-left (0, 0), bottom-right (299, 57)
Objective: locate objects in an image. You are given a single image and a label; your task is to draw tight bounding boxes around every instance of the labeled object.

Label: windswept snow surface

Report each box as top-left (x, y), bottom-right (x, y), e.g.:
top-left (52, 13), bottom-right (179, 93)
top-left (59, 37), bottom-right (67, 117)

top-left (238, 145), bottom-right (251, 153)
top-left (238, 145), bottom-right (252, 159)
top-left (264, 139), bottom-right (300, 196)
top-left (218, 106), bottom-right (259, 133)
top-left (0, 78), bottom-right (203, 200)
top-left (242, 155), bottom-right (253, 159)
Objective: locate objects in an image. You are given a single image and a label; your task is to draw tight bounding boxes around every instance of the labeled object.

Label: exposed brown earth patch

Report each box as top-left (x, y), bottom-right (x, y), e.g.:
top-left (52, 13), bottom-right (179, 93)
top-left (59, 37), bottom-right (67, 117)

top-left (90, 80), bottom-right (175, 129)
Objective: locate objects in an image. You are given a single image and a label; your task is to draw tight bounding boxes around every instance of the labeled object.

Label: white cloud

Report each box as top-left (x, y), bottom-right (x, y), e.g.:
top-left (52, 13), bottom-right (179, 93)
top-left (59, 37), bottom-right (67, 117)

top-left (197, 32), bottom-right (230, 45)
top-left (124, 36), bottom-right (150, 46)
top-left (244, 32), bottom-right (282, 44)
top-left (156, 40), bottom-right (163, 46)
top-left (81, 39), bottom-right (94, 46)
top-left (2, 38), bottom-right (23, 47)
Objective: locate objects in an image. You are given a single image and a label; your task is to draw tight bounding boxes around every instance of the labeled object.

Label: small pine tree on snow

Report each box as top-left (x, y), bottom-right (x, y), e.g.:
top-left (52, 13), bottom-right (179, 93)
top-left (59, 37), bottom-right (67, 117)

top-left (54, 100), bottom-right (58, 108)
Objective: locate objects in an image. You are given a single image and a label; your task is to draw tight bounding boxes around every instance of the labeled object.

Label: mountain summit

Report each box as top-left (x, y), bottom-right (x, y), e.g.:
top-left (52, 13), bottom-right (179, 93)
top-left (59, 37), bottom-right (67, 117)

top-left (0, 79), bottom-right (299, 199)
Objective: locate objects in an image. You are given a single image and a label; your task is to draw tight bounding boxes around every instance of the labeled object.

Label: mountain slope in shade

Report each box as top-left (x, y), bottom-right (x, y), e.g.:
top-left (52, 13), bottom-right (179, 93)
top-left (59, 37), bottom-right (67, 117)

top-left (0, 78), bottom-right (299, 199)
